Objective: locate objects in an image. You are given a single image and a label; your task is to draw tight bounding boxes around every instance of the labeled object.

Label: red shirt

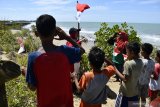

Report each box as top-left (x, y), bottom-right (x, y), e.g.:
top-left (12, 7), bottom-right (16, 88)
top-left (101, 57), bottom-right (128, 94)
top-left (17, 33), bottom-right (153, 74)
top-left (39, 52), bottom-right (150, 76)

top-left (153, 63), bottom-right (160, 80)
top-left (34, 52), bottom-right (73, 107)
top-left (66, 40), bottom-right (81, 47)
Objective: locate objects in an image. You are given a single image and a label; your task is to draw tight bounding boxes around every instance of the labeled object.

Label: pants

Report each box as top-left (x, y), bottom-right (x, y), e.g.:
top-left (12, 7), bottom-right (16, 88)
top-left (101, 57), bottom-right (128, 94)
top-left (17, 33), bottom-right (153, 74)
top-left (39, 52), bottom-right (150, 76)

top-left (121, 95), bottom-right (139, 107)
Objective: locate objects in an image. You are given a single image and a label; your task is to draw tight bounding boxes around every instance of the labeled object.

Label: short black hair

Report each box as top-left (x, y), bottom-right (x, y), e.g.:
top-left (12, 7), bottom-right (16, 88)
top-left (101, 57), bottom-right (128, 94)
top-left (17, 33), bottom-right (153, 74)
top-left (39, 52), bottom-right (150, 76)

top-left (88, 47), bottom-right (105, 69)
top-left (157, 50), bottom-right (160, 58)
top-left (141, 43), bottom-right (153, 55)
top-left (126, 42), bottom-right (140, 55)
top-left (36, 14), bottom-right (56, 37)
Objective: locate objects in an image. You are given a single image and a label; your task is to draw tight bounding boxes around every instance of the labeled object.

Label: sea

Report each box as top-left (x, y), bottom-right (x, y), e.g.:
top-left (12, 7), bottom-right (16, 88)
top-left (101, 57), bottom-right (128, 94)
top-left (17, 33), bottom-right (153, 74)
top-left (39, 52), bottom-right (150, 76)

top-left (23, 22), bottom-right (160, 48)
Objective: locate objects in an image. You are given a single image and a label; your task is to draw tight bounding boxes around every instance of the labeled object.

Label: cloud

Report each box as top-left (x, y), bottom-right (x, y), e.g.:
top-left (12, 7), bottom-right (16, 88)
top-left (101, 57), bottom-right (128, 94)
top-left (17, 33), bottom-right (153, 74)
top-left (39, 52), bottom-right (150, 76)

top-left (113, 0), bottom-right (160, 4)
top-left (139, 0), bottom-right (160, 4)
top-left (32, 0), bottom-right (74, 5)
top-left (112, 0), bottom-right (134, 3)
top-left (91, 6), bottom-right (108, 11)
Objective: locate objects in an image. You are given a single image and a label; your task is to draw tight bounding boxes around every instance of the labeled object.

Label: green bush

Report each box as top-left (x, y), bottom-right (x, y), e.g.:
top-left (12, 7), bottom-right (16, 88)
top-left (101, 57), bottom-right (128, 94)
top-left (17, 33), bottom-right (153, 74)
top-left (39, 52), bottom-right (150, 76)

top-left (24, 35), bottom-right (40, 53)
top-left (95, 22), bottom-right (141, 59)
top-left (0, 30), bottom-right (17, 53)
top-left (6, 53), bottom-right (36, 107)
top-left (79, 22), bottom-right (141, 76)
top-left (6, 76), bottom-right (36, 107)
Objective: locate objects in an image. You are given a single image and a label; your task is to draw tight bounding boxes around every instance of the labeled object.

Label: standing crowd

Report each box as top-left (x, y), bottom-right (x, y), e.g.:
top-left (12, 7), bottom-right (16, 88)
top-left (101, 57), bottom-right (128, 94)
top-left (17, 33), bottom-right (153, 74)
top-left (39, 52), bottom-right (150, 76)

top-left (1, 14), bottom-right (160, 107)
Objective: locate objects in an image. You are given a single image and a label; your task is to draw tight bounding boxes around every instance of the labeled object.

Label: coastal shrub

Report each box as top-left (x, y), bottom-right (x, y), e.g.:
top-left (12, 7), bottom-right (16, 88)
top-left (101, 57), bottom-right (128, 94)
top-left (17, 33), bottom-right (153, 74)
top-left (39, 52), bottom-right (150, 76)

top-left (24, 35), bottom-right (40, 53)
top-left (6, 53), bottom-right (36, 107)
top-left (0, 30), bottom-right (17, 53)
top-left (6, 76), bottom-right (36, 107)
top-left (78, 54), bottom-right (91, 79)
top-left (79, 22), bottom-right (141, 75)
top-left (95, 22), bottom-right (141, 59)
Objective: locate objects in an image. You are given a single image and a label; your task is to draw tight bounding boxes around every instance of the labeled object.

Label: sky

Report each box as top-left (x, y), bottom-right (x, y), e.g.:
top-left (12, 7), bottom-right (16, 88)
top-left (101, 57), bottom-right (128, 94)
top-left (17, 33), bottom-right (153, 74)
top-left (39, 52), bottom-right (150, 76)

top-left (0, 0), bottom-right (160, 23)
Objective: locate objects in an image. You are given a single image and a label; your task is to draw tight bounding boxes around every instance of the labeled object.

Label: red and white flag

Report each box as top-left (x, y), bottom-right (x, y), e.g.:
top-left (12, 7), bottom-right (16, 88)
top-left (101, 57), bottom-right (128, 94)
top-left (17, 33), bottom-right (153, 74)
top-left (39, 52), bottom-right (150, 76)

top-left (76, 1), bottom-right (90, 22)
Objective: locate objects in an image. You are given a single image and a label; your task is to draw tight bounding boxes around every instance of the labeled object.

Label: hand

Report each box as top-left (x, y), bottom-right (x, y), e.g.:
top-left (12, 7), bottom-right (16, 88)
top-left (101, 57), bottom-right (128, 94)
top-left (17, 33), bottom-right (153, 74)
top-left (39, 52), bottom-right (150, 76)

top-left (113, 32), bottom-right (118, 38)
top-left (21, 66), bottom-right (26, 76)
top-left (150, 74), bottom-right (154, 78)
top-left (54, 27), bottom-right (68, 40)
top-left (81, 38), bottom-right (88, 43)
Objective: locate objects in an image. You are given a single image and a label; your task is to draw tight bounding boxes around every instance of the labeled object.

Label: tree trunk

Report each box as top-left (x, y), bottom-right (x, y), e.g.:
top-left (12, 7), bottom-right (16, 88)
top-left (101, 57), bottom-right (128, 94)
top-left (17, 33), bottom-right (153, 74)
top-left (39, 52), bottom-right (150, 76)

top-left (0, 83), bottom-right (8, 107)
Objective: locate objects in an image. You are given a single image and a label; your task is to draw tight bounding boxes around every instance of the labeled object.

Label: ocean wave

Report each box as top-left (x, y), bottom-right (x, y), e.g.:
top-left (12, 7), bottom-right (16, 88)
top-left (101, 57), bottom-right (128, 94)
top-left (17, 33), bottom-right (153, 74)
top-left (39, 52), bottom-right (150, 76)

top-left (139, 34), bottom-right (160, 46)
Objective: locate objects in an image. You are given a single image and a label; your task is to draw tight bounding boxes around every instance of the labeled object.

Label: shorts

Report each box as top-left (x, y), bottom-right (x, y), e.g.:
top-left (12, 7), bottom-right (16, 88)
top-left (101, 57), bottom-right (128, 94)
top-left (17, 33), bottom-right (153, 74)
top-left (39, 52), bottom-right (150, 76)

top-left (138, 84), bottom-right (149, 98)
top-left (121, 95), bottom-right (139, 107)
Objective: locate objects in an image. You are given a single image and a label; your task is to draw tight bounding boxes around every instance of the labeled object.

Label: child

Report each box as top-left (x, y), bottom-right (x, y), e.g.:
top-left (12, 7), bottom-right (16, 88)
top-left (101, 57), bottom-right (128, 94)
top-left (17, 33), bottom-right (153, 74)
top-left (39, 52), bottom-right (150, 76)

top-left (118, 42), bottom-right (144, 107)
top-left (138, 43), bottom-right (155, 107)
top-left (66, 27), bottom-right (86, 47)
top-left (66, 27), bottom-right (86, 75)
top-left (26, 14), bottom-right (85, 107)
top-left (107, 31), bottom-right (128, 82)
top-left (66, 27), bottom-right (86, 94)
top-left (74, 47), bottom-right (116, 107)
top-left (149, 50), bottom-right (160, 101)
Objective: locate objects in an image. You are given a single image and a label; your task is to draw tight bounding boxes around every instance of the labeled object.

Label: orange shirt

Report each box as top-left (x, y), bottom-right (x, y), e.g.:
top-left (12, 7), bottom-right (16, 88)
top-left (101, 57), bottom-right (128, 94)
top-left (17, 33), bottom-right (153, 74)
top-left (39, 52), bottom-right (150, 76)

top-left (79, 65), bottom-right (116, 107)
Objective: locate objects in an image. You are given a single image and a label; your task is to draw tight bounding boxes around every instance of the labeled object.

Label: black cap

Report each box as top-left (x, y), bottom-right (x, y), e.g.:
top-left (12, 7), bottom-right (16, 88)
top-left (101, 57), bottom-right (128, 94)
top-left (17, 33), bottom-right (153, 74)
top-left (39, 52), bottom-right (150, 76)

top-left (69, 27), bottom-right (78, 35)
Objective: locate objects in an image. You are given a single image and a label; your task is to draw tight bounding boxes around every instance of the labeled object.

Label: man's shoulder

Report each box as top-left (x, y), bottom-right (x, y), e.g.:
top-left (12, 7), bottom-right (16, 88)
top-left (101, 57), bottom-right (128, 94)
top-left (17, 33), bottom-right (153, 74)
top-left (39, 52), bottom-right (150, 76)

top-left (124, 59), bottom-right (143, 67)
top-left (29, 51), bottom-right (41, 57)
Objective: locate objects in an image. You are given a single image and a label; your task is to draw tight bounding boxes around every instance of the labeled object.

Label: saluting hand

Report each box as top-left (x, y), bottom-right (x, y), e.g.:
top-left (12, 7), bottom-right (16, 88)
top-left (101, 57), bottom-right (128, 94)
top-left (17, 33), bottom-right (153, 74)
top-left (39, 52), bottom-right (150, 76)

top-left (54, 27), bottom-right (69, 40)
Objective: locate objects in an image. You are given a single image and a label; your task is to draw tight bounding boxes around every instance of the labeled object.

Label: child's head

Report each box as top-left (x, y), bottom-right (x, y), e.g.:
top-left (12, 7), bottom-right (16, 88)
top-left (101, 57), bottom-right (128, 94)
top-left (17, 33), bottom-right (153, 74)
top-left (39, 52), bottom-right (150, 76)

top-left (141, 43), bottom-right (153, 58)
top-left (88, 47), bottom-right (105, 70)
top-left (36, 14), bottom-right (56, 38)
top-left (126, 42), bottom-right (140, 60)
top-left (156, 50), bottom-right (160, 63)
top-left (69, 27), bottom-right (78, 40)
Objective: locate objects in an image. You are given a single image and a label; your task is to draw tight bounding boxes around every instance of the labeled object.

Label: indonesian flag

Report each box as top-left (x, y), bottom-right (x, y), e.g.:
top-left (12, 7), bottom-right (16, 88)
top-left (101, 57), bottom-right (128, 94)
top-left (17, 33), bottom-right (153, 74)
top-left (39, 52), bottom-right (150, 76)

top-left (76, 1), bottom-right (90, 22)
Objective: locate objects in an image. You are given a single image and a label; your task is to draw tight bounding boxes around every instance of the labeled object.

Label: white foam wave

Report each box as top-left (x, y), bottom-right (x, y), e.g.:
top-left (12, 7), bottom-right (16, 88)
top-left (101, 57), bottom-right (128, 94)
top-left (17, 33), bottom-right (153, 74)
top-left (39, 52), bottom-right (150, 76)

top-left (139, 34), bottom-right (160, 46)
top-left (22, 22), bottom-right (36, 31)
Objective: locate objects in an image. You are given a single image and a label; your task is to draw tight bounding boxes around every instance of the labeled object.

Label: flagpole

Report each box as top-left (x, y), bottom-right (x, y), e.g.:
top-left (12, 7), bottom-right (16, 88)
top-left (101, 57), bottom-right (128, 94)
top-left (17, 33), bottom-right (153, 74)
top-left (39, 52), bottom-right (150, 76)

top-left (77, 1), bottom-right (80, 40)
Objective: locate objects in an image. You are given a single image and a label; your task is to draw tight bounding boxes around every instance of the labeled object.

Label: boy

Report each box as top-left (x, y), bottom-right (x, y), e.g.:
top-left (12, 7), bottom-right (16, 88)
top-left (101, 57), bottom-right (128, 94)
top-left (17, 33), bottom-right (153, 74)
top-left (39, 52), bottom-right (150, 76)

top-left (66, 27), bottom-right (86, 75)
top-left (119, 42), bottom-right (144, 107)
top-left (74, 47), bottom-right (117, 107)
top-left (66, 27), bottom-right (86, 46)
top-left (149, 50), bottom-right (160, 102)
top-left (139, 43), bottom-right (155, 106)
top-left (26, 14), bottom-right (85, 107)
top-left (67, 27), bottom-right (87, 94)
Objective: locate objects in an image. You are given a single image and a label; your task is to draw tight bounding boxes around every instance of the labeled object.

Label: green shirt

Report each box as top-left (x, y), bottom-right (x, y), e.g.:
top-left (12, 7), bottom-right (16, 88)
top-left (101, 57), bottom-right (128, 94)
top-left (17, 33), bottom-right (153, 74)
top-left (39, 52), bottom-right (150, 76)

top-left (120, 58), bottom-right (144, 97)
top-left (112, 53), bottom-right (124, 64)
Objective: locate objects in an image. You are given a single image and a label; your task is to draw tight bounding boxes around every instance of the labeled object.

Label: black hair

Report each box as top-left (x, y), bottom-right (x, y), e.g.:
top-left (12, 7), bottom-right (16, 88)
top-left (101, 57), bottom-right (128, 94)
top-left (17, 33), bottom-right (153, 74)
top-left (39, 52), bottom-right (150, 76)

top-left (88, 47), bottom-right (105, 69)
top-left (141, 43), bottom-right (153, 55)
top-left (126, 42), bottom-right (140, 55)
top-left (36, 14), bottom-right (56, 37)
top-left (156, 50), bottom-right (160, 58)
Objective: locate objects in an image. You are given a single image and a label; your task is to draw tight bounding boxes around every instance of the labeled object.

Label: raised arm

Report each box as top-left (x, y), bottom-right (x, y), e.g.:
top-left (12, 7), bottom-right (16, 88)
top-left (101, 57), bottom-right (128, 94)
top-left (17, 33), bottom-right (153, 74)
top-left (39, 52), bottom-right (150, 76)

top-left (55, 27), bottom-right (85, 55)
top-left (104, 58), bottom-right (126, 81)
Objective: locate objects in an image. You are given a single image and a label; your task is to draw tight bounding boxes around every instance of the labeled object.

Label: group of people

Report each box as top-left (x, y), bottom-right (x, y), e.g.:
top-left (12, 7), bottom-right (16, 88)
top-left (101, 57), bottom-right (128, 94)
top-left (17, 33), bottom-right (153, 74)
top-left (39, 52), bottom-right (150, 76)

top-left (20, 14), bottom-right (160, 107)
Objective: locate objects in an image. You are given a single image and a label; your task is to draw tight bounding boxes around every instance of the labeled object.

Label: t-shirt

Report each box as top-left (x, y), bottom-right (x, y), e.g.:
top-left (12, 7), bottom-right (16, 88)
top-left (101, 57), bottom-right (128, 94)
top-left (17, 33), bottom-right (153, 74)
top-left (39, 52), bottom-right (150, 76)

top-left (26, 45), bottom-right (81, 107)
top-left (139, 59), bottom-right (155, 85)
top-left (79, 65), bottom-right (116, 107)
top-left (66, 40), bottom-right (81, 47)
top-left (120, 58), bottom-right (144, 97)
top-left (153, 63), bottom-right (160, 80)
